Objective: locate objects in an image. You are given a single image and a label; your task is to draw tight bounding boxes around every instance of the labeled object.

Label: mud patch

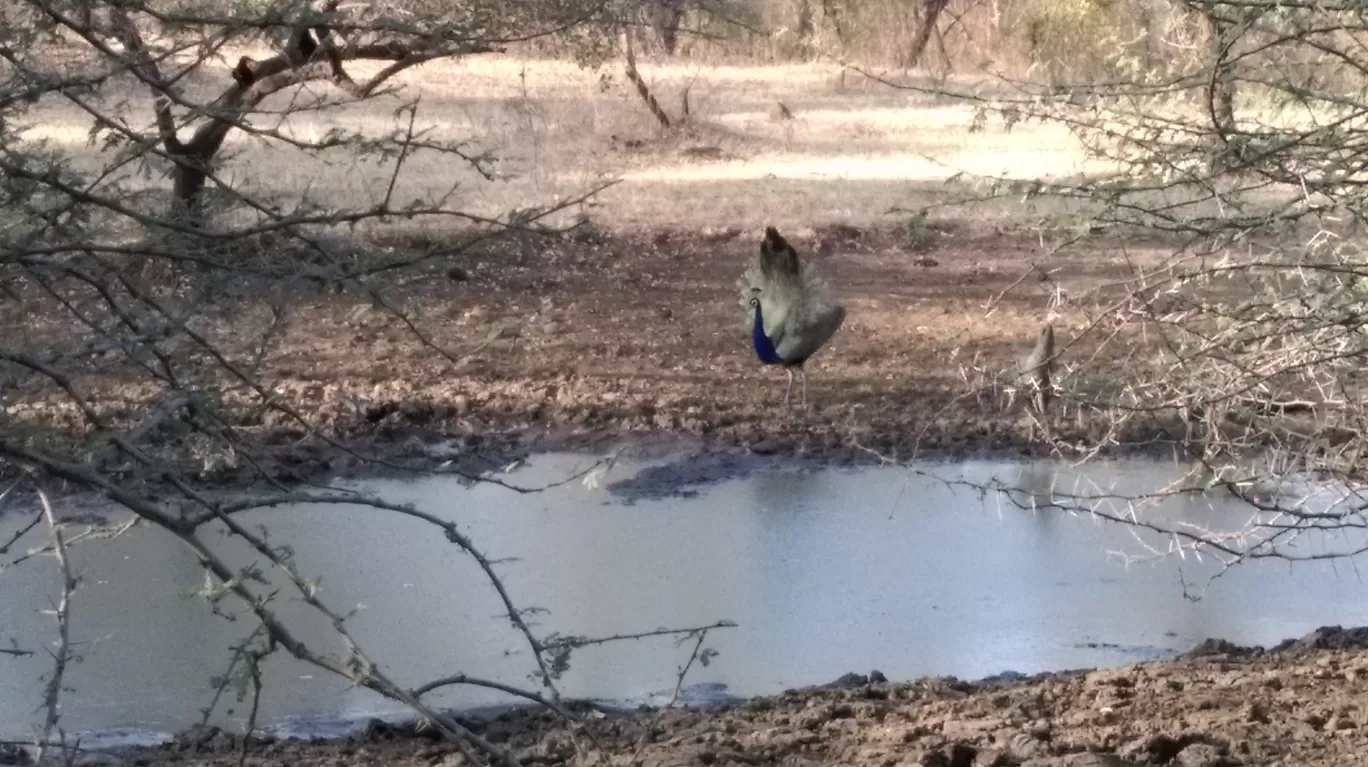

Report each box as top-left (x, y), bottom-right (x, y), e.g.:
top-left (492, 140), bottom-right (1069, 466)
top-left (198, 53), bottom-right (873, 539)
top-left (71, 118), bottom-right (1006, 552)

top-left (1, 225), bottom-right (1193, 497)
top-left (89, 628), bottom-right (1368, 767)
top-left (1272, 624), bottom-right (1368, 653)
top-left (602, 448), bottom-right (874, 503)
top-left (1180, 625), bottom-right (1368, 659)
top-left (1071, 641), bottom-right (1175, 662)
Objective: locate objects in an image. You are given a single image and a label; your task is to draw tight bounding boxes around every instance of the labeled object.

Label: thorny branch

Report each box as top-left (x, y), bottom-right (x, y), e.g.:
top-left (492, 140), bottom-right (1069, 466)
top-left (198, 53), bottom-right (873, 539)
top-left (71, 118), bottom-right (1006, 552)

top-left (668, 627), bottom-right (720, 707)
top-left (34, 488), bottom-right (78, 764)
top-left (412, 674), bottom-right (584, 726)
top-left (858, 438), bottom-right (1368, 594)
top-left (198, 626), bottom-right (271, 728)
top-left (542, 621), bottom-right (739, 653)
top-left (236, 649), bottom-right (265, 767)
top-left (0, 512), bottom-right (44, 556)
top-left (0, 1), bottom-right (730, 764)
top-left (830, 0), bottom-right (1368, 580)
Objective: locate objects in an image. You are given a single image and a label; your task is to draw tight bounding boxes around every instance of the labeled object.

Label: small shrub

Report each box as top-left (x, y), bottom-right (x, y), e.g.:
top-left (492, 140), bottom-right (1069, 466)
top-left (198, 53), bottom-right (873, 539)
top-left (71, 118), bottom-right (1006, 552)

top-left (899, 210), bottom-right (933, 251)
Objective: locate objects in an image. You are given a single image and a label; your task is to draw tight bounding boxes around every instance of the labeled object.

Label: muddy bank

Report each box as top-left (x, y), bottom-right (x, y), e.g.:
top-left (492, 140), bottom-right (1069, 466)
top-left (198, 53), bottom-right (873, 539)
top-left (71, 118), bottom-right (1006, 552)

top-left (69, 626), bottom-right (1368, 767)
top-left (1, 225), bottom-right (1195, 495)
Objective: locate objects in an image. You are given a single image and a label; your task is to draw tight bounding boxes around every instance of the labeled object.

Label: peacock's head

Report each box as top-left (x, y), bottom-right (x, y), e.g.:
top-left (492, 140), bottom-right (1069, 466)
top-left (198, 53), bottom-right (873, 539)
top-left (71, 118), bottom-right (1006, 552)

top-left (748, 288), bottom-right (762, 312)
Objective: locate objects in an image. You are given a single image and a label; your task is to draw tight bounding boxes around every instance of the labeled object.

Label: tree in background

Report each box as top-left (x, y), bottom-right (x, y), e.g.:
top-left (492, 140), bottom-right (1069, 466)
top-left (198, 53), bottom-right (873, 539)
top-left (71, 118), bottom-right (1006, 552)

top-left (0, 0), bottom-right (731, 759)
top-left (873, 0), bottom-right (1368, 574)
top-left (0, 0), bottom-right (616, 486)
top-left (646, 0), bottom-right (690, 54)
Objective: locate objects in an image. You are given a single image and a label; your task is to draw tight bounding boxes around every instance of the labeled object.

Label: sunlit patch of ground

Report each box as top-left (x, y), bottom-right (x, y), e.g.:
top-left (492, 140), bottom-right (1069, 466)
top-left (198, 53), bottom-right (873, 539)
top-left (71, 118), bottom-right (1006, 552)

top-left (4, 58), bottom-right (1284, 477)
top-left (18, 57), bottom-right (1115, 234)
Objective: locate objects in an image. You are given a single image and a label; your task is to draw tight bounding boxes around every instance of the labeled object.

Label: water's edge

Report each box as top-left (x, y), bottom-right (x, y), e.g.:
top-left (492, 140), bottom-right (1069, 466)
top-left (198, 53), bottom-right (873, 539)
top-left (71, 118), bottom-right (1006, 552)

top-left (0, 432), bottom-right (1200, 512)
top-left (5, 451), bottom-right (1365, 753)
top-left (59, 623), bottom-right (1368, 755)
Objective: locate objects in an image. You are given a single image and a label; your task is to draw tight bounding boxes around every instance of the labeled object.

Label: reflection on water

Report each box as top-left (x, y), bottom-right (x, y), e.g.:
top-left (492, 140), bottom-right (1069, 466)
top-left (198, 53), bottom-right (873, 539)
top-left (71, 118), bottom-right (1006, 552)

top-left (1, 454), bottom-right (1366, 746)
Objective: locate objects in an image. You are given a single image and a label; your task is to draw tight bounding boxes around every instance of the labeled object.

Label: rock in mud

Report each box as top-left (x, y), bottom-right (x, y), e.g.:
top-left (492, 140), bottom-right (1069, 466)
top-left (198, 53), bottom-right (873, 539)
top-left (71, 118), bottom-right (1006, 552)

top-left (1004, 730), bottom-right (1050, 760)
top-left (749, 438), bottom-right (782, 455)
top-left (1118, 733), bottom-right (1233, 765)
top-left (831, 672), bottom-right (869, 687)
top-left (171, 724), bottom-right (233, 753)
top-left (914, 742), bottom-right (977, 767)
top-left (1271, 625), bottom-right (1368, 653)
top-left (0, 743), bottom-right (30, 766)
top-left (1027, 755), bottom-right (1133, 766)
top-left (973, 748), bottom-right (1010, 767)
top-left (1174, 742), bottom-right (1241, 767)
top-left (1242, 701), bottom-right (1270, 724)
top-left (1182, 638), bottom-right (1261, 659)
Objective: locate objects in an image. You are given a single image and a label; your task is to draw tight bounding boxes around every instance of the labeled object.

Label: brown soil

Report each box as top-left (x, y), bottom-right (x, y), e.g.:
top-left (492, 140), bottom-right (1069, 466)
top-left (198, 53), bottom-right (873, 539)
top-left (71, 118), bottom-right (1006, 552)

top-left (0, 223), bottom-right (1178, 489)
top-left (102, 628), bottom-right (1368, 767)
top-left (7, 226), bottom-right (1365, 766)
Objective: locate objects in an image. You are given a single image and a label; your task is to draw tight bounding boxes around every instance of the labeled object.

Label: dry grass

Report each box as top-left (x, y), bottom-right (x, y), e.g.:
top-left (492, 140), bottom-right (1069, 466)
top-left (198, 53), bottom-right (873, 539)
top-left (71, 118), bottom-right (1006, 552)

top-left (19, 56), bottom-right (1115, 237)
top-left (5, 56), bottom-right (1261, 472)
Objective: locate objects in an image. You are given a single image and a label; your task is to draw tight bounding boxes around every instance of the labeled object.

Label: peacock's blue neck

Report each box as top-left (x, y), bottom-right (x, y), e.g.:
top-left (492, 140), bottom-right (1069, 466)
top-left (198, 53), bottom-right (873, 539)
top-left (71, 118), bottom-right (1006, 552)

top-left (751, 304), bottom-right (784, 365)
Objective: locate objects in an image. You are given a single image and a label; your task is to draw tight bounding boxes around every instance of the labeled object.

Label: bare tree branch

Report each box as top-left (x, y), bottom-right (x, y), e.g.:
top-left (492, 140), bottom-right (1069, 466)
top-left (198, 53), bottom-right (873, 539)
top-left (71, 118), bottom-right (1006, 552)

top-left (34, 488), bottom-right (77, 764)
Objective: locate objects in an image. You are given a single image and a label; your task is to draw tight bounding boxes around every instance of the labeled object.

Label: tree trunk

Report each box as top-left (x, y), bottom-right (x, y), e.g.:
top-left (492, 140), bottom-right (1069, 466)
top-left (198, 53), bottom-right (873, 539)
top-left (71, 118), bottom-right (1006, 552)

top-left (905, 0), bottom-right (951, 68)
top-left (647, 0), bottom-right (686, 55)
top-left (1136, 0), bottom-right (1170, 76)
top-left (797, 0), bottom-right (814, 57)
top-left (1201, 0), bottom-right (1237, 139)
top-left (170, 149), bottom-right (213, 229)
top-left (821, 0), bottom-right (846, 50)
top-left (621, 27), bottom-right (672, 129)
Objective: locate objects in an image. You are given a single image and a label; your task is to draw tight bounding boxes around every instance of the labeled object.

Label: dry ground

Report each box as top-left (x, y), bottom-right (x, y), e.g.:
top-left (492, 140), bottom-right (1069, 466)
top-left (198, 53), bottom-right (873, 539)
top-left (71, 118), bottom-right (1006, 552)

top-left (7, 58), bottom-right (1367, 767)
top-left (257, 222), bottom-right (1166, 459)
top-left (21, 57), bottom-right (1114, 232)
top-left (0, 220), bottom-right (1180, 487)
top-left (106, 628), bottom-right (1368, 767)
top-left (4, 59), bottom-right (1195, 483)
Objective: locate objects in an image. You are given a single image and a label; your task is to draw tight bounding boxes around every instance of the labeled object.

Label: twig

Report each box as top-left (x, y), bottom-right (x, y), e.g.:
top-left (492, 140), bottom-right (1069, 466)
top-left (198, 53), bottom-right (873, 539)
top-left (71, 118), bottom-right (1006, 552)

top-left (8, 517), bottom-right (138, 569)
top-left (544, 621), bottom-right (737, 652)
top-left (668, 628), bottom-right (713, 707)
top-left (238, 651), bottom-right (264, 767)
top-left (0, 511), bottom-right (43, 555)
top-left (412, 674), bottom-right (585, 728)
top-left (35, 488), bottom-right (78, 764)
top-left (198, 626), bottom-right (269, 725)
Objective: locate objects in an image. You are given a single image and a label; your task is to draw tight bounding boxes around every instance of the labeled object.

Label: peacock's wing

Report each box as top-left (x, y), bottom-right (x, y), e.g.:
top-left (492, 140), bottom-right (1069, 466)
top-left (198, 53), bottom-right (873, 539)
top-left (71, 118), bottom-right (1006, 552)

top-left (775, 304), bottom-right (846, 363)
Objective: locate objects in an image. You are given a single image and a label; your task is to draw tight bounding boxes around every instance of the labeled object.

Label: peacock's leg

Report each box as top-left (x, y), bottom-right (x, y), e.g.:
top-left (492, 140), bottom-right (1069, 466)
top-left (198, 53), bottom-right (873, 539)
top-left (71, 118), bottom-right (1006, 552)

top-left (783, 368), bottom-right (795, 408)
top-left (800, 367), bottom-right (808, 408)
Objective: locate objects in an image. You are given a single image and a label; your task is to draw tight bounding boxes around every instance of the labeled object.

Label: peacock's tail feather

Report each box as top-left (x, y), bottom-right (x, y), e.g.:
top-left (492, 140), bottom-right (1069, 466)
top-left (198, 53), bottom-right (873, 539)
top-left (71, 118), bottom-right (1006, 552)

top-left (737, 234), bottom-right (841, 348)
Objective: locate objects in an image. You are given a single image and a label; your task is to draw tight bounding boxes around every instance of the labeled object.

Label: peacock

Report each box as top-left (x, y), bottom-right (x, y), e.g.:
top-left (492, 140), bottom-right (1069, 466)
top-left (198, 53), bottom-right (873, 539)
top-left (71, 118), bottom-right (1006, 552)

top-left (738, 226), bottom-right (846, 408)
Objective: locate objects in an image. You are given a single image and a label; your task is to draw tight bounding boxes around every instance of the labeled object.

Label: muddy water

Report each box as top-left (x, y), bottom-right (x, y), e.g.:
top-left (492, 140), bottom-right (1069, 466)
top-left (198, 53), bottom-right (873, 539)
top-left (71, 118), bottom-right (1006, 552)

top-left (1, 454), bottom-right (1366, 747)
